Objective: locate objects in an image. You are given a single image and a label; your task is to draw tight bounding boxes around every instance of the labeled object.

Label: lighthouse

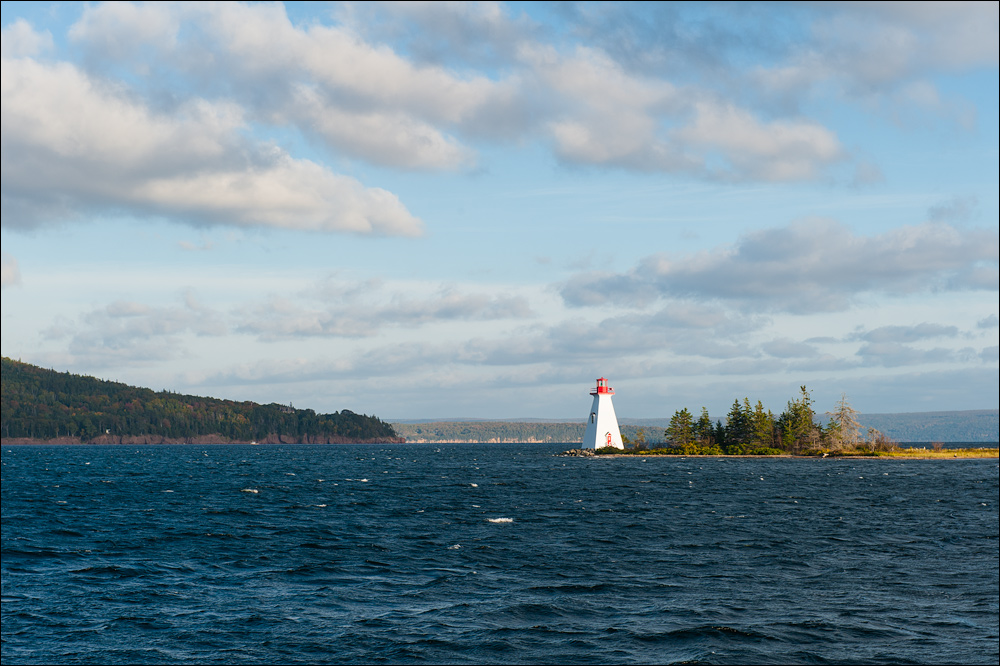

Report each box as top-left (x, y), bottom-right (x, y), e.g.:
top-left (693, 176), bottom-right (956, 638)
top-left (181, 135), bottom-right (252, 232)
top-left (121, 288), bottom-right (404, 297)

top-left (582, 377), bottom-right (624, 449)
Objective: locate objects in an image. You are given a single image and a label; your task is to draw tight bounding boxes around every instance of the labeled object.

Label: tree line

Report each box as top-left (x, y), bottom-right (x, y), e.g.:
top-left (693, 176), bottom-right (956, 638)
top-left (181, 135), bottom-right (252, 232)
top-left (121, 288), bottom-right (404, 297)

top-left (1, 357), bottom-right (398, 442)
top-left (622, 386), bottom-right (896, 455)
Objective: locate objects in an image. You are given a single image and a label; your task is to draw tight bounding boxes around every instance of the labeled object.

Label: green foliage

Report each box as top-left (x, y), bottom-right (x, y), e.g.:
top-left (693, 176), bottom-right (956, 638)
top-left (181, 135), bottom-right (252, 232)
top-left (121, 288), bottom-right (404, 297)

top-left (725, 399), bottom-right (748, 446)
top-left (0, 357), bottom-right (397, 442)
top-left (664, 442), bottom-right (724, 455)
top-left (695, 407), bottom-right (714, 445)
top-left (746, 446), bottom-right (784, 456)
top-left (665, 407), bottom-right (695, 446)
top-left (777, 385), bottom-right (820, 453)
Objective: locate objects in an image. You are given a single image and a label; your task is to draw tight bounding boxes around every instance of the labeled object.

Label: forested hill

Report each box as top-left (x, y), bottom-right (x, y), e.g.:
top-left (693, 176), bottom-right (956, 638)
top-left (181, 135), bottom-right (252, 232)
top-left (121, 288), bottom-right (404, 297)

top-left (0, 358), bottom-right (400, 444)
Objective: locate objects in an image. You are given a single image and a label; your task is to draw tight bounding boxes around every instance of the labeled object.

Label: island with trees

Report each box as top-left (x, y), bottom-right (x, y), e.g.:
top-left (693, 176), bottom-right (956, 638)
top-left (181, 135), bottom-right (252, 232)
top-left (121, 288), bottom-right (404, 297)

top-left (1, 357), bottom-right (401, 445)
top-left (572, 386), bottom-right (997, 458)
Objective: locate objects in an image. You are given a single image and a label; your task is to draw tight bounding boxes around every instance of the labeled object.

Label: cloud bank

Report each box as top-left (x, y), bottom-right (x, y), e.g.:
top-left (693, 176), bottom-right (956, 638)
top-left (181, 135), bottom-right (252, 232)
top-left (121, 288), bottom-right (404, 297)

top-left (562, 220), bottom-right (999, 313)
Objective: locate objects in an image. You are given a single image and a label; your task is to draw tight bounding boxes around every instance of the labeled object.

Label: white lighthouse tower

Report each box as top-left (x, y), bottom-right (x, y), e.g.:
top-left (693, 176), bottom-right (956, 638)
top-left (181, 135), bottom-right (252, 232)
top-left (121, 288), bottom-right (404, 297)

top-left (582, 377), bottom-right (624, 449)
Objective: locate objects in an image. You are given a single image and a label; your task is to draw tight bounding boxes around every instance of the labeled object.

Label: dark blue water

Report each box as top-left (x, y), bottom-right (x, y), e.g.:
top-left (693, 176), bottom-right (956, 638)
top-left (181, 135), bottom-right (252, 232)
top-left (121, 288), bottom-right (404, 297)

top-left (2, 445), bottom-right (997, 664)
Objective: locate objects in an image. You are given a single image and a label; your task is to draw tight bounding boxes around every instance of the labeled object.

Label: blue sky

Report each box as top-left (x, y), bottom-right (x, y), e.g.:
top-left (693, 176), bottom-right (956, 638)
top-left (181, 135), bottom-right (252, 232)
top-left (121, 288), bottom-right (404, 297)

top-left (2, 1), bottom-right (997, 420)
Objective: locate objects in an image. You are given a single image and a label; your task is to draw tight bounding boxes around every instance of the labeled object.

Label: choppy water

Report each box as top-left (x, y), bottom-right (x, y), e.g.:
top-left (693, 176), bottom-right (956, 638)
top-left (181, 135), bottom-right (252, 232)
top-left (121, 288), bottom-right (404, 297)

top-left (2, 444), bottom-right (997, 664)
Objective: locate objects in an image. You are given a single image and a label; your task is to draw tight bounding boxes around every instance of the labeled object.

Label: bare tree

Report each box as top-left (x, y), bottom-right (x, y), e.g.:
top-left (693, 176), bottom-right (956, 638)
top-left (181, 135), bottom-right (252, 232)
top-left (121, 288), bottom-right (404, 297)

top-left (866, 428), bottom-right (898, 453)
top-left (831, 392), bottom-right (861, 450)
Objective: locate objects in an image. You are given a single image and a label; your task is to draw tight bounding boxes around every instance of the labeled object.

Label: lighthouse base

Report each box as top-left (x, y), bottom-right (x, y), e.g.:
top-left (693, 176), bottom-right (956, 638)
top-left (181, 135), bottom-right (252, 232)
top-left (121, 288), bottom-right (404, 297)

top-left (582, 393), bottom-right (624, 449)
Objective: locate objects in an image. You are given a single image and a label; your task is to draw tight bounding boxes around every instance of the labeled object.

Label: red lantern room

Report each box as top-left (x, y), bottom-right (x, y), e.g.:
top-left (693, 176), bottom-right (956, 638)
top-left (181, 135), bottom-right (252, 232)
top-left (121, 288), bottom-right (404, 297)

top-left (590, 377), bottom-right (614, 396)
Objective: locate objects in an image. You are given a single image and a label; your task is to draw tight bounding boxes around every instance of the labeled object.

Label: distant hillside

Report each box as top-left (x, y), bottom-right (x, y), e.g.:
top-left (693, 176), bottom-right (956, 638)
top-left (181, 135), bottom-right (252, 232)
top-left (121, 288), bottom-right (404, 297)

top-left (1, 358), bottom-right (400, 444)
top-left (393, 410), bottom-right (999, 444)
top-left (850, 410), bottom-right (998, 443)
top-left (393, 421), bottom-right (659, 444)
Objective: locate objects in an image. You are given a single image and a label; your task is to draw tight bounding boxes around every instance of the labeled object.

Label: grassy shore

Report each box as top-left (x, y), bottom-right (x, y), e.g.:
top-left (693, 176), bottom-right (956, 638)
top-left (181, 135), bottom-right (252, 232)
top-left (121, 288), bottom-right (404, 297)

top-left (570, 446), bottom-right (999, 458)
top-left (844, 447), bottom-right (998, 459)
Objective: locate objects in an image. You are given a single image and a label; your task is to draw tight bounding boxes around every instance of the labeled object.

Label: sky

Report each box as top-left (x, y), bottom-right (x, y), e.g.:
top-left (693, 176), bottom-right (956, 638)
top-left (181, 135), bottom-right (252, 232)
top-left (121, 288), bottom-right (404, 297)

top-left (1, 1), bottom-right (998, 421)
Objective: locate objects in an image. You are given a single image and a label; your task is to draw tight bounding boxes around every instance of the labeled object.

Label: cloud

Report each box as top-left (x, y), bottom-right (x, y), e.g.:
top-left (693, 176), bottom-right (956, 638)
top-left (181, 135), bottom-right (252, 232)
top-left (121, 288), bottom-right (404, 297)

top-left (1, 19), bottom-right (54, 58)
top-left (285, 84), bottom-right (474, 170)
top-left (852, 324), bottom-right (960, 343)
top-left (442, 303), bottom-right (762, 369)
top-left (335, 1), bottom-right (538, 69)
top-left (1, 254), bottom-right (20, 288)
top-left (0, 54), bottom-right (422, 235)
top-left (674, 102), bottom-right (843, 181)
top-left (928, 195), bottom-right (978, 223)
top-left (561, 219), bottom-right (999, 313)
top-left (61, 2), bottom-right (859, 182)
top-left (68, 2), bottom-right (503, 170)
top-left (522, 44), bottom-right (843, 180)
top-left (738, 3), bottom-right (997, 132)
top-left (235, 288), bottom-right (535, 341)
top-left (977, 314), bottom-right (999, 329)
top-left (42, 292), bottom-right (228, 368)
top-left (855, 342), bottom-right (958, 368)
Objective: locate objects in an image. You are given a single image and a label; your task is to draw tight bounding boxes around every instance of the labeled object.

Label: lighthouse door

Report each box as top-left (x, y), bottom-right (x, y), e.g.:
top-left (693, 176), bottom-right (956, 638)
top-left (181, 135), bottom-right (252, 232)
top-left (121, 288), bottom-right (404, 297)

top-left (605, 432), bottom-right (613, 446)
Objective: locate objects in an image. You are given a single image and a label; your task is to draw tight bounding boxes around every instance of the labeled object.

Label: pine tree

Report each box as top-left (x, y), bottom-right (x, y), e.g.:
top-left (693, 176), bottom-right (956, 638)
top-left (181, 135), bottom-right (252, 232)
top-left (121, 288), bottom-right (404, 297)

top-left (696, 407), bottom-right (714, 444)
top-left (666, 408), bottom-right (695, 446)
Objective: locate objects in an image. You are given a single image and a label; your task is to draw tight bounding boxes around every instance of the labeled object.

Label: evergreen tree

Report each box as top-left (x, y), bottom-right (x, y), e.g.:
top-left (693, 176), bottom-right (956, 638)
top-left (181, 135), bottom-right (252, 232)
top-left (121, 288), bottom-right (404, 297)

top-left (695, 407), bottom-right (714, 444)
top-left (725, 399), bottom-right (752, 448)
top-left (665, 408), bottom-right (695, 446)
top-left (750, 400), bottom-right (776, 447)
top-left (778, 385), bottom-right (819, 452)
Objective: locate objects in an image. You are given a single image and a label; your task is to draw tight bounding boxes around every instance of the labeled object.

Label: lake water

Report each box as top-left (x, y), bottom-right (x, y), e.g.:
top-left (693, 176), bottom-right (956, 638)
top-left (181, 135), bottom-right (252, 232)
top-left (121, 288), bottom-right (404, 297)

top-left (2, 444), bottom-right (997, 664)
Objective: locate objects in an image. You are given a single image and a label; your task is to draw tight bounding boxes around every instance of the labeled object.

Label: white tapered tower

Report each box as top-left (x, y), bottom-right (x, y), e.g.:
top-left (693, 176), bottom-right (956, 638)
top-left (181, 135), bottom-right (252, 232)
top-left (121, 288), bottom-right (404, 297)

top-left (582, 377), bottom-right (624, 449)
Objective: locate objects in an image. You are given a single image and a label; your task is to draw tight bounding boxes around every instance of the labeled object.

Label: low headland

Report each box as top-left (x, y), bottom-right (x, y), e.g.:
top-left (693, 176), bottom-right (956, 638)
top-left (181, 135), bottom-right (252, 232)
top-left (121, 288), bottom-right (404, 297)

top-left (1, 358), bottom-right (402, 445)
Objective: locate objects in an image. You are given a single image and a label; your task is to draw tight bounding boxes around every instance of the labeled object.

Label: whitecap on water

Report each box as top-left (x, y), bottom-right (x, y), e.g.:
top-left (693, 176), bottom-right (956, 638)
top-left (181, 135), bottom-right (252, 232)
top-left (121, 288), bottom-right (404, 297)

top-left (241, 488), bottom-right (259, 494)
top-left (487, 517), bottom-right (513, 523)
top-left (448, 544), bottom-right (461, 549)
top-left (470, 483), bottom-right (478, 487)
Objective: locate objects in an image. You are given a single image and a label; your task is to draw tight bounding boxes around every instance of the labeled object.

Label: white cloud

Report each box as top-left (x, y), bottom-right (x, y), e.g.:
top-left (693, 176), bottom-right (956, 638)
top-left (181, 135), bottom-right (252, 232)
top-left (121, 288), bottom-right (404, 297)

top-left (0, 19), bottom-right (54, 58)
top-left (68, 1), bottom-right (504, 170)
top-left (286, 84), bottom-right (474, 170)
top-left (62, 2), bottom-right (859, 182)
top-left (675, 102), bottom-right (844, 181)
top-left (753, 2), bottom-right (997, 123)
top-left (0, 55), bottom-right (422, 235)
top-left (562, 220), bottom-right (999, 313)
